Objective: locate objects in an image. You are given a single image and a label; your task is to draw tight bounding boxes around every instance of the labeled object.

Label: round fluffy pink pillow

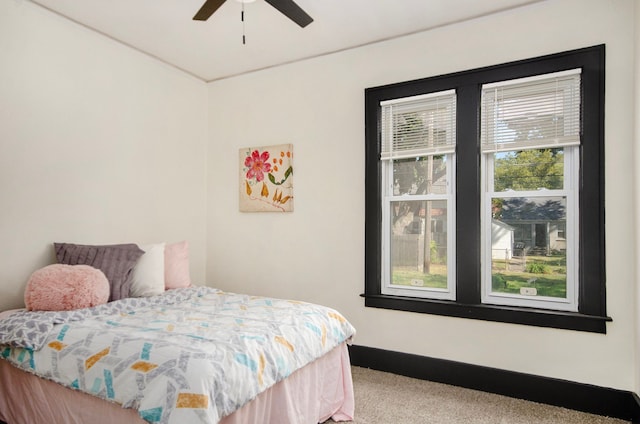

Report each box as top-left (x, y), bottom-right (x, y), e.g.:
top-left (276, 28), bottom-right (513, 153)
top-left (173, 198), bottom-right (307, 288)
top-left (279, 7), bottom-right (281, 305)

top-left (25, 264), bottom-right (110, 311)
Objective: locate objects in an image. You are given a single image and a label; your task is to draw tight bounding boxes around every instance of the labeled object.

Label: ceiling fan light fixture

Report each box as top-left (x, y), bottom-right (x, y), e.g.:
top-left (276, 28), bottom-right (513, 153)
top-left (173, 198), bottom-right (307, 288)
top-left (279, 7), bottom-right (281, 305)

top-left (234, 0), bottom-right (257, 3)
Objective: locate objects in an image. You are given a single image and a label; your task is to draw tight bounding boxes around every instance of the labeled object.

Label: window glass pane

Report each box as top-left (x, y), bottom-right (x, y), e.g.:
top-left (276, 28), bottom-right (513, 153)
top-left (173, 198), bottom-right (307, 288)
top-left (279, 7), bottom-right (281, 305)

top-left (490, 196), bottom-right (567, 299)
top-left (389, 200), bottom-right (448, 289)
top-left (392, 156), bottom-right (448, 195)
top-left (493, 148), bottom-right (564, 191)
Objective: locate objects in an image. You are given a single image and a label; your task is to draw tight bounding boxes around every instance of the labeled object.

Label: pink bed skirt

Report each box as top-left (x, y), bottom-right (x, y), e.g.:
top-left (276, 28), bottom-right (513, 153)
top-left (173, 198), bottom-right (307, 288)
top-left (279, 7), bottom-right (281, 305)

top-left (0, 342), bottom-right (354, 424)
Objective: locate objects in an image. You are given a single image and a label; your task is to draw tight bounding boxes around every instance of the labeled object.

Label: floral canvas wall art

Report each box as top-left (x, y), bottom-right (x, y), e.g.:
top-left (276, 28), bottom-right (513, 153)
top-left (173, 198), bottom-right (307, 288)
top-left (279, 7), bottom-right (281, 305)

top-left (239, 144), bottom-right (293, 212)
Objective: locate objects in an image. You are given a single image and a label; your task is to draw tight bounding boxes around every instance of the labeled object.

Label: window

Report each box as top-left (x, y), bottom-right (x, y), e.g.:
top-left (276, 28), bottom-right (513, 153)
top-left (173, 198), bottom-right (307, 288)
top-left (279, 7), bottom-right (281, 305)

top-left (364, 45), bottom-right (609, 333)
top-left (380, 91), bottom-right (456, 300)
top-left (481, 70), bottom-right (580, 311)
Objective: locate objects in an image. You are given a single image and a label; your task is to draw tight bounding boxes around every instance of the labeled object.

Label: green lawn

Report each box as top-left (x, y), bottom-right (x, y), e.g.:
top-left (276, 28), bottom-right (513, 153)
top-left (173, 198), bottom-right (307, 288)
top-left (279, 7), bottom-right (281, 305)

top-left (392, 264), bottom-right (448, 289)
top-left (492, 254), bottom-right (567, 298)
top-left (391, 255), bottom-right (567, 298)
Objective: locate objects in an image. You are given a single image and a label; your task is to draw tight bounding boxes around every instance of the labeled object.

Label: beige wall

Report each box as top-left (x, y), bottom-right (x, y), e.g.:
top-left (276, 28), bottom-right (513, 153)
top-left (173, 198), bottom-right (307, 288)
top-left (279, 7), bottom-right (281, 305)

top-left (0, 1), bottom-right (209, 310)
top-left (0, 0), bottom-right (636, 398)
top-left (207, 0), bottom-right (638, 392)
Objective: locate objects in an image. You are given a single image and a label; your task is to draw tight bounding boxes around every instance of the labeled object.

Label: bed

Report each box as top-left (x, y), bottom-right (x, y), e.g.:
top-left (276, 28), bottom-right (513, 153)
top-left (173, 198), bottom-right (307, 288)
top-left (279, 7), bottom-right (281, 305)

top-left (0, 286), bottom-right (356, 424)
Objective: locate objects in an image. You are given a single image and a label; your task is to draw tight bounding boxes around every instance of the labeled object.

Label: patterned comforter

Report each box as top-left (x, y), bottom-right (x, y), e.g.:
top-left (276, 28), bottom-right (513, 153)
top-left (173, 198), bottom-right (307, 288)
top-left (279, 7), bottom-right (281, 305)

top-left (0, 287), bottom-right (356, 424)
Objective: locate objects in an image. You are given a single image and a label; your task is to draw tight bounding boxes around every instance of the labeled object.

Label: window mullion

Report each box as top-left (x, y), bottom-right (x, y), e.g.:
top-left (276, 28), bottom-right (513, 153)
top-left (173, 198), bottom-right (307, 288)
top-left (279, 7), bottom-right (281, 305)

top-left (455, 84), bottom-right (482, 305)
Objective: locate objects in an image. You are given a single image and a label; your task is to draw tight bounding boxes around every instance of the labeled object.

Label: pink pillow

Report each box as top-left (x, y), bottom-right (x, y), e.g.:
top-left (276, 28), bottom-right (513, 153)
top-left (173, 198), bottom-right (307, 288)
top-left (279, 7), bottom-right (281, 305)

top-left (164, 241), bottom-right (191, 290)
top-left (24, 264), bottom-right (110, 311)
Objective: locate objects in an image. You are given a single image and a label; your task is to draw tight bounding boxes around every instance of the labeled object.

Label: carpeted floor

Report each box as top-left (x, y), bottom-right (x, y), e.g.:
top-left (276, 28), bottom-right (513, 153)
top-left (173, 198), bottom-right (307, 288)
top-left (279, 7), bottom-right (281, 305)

top-left (333, 366), bottom-right (630, 424)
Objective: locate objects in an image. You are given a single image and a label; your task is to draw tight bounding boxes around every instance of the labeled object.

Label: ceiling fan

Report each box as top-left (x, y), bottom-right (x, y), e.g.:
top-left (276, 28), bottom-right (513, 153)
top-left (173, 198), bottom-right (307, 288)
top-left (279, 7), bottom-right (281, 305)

top-left (193, 0), bottom-right (313, 28)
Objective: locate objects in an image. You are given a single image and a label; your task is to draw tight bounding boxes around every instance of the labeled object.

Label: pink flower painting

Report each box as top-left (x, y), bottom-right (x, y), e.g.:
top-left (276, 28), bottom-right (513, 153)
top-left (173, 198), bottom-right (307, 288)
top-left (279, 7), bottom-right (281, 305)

top-left (244, 150), bottom-right (272, 182)
top-left (239, 144), bottom-right (293, 212)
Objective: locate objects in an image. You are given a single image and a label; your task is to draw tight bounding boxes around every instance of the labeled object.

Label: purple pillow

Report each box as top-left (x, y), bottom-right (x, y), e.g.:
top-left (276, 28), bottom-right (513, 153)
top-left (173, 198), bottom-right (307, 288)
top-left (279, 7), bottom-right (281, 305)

top-left (54, 243), bottom-right (144, 301)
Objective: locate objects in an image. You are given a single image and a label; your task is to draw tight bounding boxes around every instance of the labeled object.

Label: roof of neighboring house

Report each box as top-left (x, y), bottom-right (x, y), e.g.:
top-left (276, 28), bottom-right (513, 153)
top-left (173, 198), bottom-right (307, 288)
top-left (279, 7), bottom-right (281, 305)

top-left (492, 219), bottom-right (515, 231)
top-left (500, 197), bottom-right (565, 221)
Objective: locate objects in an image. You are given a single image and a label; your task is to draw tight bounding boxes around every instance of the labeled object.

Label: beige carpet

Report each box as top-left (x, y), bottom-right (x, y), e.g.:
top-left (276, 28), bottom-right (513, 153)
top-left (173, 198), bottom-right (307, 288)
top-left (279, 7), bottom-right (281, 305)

top-left (332, 366), bottom-right (630, 424)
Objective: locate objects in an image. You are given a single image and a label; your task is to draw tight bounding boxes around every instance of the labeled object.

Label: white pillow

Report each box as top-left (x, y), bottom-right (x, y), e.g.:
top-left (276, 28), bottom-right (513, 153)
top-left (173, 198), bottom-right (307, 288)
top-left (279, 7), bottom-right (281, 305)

top-left (129, 243), bottom-right (166, 297)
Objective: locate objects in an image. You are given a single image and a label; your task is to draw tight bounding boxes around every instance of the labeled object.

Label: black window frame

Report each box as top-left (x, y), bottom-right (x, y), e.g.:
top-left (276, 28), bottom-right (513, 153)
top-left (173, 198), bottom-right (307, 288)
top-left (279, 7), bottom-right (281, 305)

top-left (363, 45), bottom-right (610, 333)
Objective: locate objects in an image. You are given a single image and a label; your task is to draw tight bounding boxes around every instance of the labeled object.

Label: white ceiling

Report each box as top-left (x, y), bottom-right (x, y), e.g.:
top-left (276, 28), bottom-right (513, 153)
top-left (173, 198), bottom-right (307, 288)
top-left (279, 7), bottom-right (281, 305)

top-left (28, 0), bottom-right (544, 82)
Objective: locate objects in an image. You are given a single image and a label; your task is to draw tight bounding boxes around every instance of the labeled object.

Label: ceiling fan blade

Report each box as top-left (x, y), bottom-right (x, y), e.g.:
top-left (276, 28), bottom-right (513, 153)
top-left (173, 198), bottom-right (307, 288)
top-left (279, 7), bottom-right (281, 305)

top-left (264, 0), bottom-right (313, 28)
top-left (193, 0), bottom-right (227, 21)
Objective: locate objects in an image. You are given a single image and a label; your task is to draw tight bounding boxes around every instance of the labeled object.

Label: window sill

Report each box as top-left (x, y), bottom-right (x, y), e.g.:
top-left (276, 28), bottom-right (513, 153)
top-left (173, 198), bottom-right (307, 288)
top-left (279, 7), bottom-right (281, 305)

top-left (361, 293), bottom-right (611, 333)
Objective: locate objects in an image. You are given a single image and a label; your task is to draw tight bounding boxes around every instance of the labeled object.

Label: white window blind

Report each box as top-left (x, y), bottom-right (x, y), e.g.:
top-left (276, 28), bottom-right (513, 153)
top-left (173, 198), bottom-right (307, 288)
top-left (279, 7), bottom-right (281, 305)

top-left (481, 69), bottom-right (581, 153)
top-left (381, 90), bottom-right (456, 160)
